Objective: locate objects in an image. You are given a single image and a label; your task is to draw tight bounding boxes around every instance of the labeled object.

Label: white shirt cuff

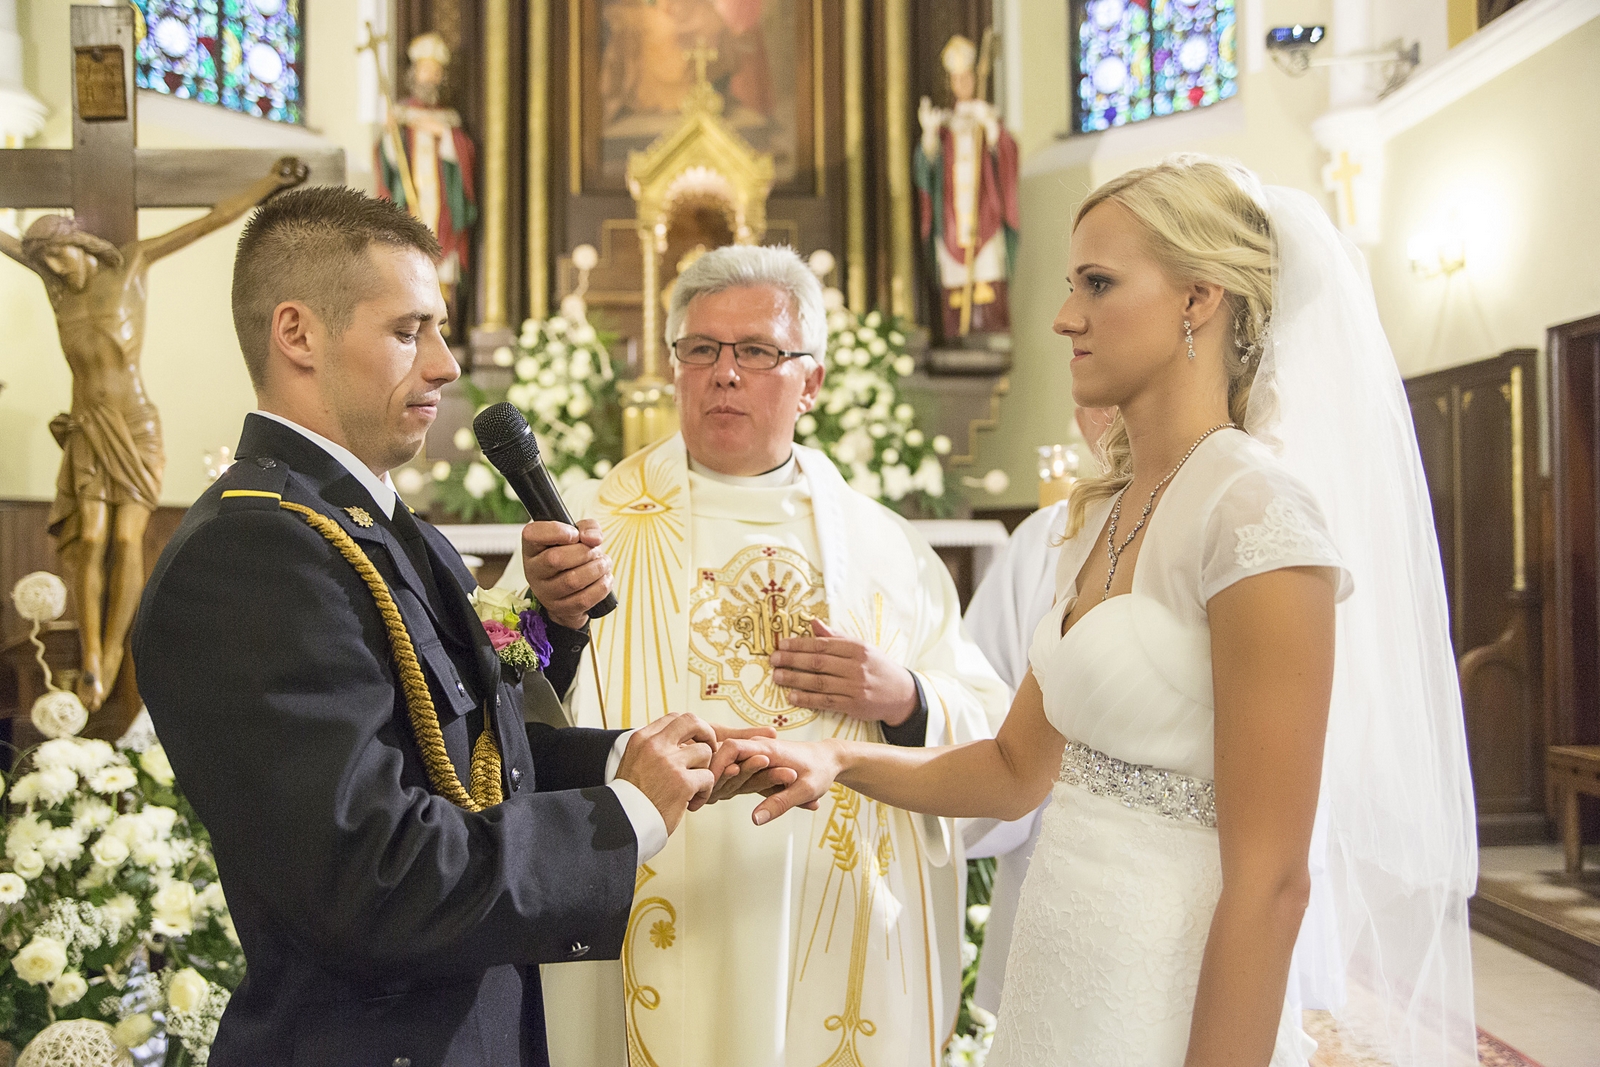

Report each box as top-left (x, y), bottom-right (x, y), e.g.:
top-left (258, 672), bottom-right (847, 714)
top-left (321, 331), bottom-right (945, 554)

top-left (603, 731), bottom-right (668, 864)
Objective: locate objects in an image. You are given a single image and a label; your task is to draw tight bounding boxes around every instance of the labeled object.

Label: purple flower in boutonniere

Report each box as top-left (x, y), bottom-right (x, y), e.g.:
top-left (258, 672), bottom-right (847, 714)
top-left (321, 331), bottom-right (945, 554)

top-left (517, 609), bottom-right (553, 671)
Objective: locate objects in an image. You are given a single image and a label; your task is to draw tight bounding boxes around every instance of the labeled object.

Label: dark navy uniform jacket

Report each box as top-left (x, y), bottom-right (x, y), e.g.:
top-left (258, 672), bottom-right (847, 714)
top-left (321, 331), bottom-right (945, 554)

top-left (132, 414), bottom-right (636, 1067)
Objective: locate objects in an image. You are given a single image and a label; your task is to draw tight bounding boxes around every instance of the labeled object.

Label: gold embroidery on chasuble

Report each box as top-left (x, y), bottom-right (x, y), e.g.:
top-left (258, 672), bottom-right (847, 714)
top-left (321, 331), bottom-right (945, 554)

top-left (688, 544), bottom-right (829, 730)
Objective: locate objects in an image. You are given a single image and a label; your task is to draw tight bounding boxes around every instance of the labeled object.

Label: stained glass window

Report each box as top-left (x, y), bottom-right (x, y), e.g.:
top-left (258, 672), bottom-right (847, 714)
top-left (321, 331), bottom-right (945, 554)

top-left (1075, 0), bottom-right (1236, 133)
top-left (134, 0), bottom-right (303, 123)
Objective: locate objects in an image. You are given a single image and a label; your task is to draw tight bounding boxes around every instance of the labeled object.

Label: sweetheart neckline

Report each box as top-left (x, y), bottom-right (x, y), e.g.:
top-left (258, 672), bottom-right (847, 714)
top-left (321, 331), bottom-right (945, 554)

top-left (1056, 591), bottom-right (1135, 644)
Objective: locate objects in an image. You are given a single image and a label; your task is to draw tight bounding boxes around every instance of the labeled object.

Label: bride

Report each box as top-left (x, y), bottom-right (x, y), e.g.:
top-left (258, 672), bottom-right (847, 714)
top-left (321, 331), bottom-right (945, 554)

top-left (719, 156), bottom-right (1478, 1066)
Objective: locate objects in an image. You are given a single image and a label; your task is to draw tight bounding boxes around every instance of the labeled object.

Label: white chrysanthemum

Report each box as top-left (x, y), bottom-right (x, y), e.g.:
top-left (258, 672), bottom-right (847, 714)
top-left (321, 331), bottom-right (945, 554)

top-left (31, 766), bottom-right (77, 807)
top-left (132, 838), bottom-right (176, 871)
top-left (6, 773), bottom-right (40, 806)
top-left (462, 462), bottom-right (496, 500)
top-left (87, 766), bottom-right (137, 795)
top-left (101, 893), bottom-right (139, 934)
top-left (6, 812), bottom-right (50, 856)
top-left (72, 797), bottom-right (116, 833)
top-left (11, 572), bottom-right (69, 622)
top-left (38, 827), bottom-right (85, 869)
top-left (34, 738), bottom-right (85, 772)
top-left (0, 871), bottom-right (26, 904)
top-left (31, 691), bottom-right (87, 739)
top-left (13, 936), bottom-right (67, 984)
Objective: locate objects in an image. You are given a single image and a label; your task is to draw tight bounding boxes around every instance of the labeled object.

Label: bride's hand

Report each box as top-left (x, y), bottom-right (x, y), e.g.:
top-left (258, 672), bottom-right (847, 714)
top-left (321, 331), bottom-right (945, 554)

top-left (699, 737), bottom-right (840, 823)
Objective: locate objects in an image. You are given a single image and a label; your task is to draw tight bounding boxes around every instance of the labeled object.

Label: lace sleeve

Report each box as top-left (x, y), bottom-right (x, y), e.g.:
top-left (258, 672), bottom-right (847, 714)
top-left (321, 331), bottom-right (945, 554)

top-left (1199, 468), bottom-right (1353, 605)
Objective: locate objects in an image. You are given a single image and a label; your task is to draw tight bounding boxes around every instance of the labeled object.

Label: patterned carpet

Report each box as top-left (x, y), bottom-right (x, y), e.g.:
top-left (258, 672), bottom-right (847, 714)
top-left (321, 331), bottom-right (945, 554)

top-left (1304, 1012), bottom-right (1544, 1066)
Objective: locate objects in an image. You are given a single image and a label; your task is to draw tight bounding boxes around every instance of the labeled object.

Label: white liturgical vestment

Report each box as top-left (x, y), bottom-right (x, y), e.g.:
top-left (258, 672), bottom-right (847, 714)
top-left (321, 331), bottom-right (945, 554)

top-left (539, 434), bottom-right (1008, 1067)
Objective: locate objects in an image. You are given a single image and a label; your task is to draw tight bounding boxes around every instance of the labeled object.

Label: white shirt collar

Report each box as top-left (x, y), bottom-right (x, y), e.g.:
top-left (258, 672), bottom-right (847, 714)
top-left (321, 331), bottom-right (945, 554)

top-left (252, 410), bottom-right (398, 519)
top-left (688, 452), bottom-right (800, 488)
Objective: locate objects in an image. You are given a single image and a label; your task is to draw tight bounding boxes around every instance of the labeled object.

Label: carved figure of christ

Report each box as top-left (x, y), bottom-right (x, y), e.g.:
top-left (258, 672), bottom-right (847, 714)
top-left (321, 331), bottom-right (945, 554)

top-left (0, 5), bottom-right (342, 712)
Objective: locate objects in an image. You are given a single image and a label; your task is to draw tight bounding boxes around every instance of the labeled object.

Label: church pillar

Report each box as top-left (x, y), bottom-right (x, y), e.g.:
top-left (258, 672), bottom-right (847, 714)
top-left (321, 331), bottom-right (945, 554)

top-left (478, 0), bottom-right (511, 334)
top-left (0, 0), bottom-right (47, 149)
top-left (883, 0), bottom-right (914, 319)
top-left (844, 0), bottom-right (867, 314)
top-left (526, 0), bottom-right (549, 321)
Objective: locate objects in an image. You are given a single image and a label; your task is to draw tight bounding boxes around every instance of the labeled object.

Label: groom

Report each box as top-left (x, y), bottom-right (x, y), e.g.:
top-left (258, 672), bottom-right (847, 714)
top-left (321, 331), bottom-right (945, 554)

top-left (133, 187), bottom-right (739, 1067)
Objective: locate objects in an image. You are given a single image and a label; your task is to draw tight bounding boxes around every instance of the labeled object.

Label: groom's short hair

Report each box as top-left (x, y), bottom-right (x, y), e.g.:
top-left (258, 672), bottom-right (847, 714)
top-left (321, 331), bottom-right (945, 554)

top-left (231, 186), bottom-right (441, 388)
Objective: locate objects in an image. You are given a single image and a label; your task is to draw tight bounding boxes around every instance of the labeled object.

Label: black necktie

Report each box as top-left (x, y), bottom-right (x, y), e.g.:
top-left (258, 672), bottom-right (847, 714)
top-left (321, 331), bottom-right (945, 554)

top-left (387, 503), bottom-right (446, 609)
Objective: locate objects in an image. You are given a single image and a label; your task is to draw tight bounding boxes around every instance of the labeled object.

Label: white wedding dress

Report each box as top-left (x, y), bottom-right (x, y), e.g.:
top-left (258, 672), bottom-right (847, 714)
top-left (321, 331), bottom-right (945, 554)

top-left (986, 428), bottom-right (1351, 1067)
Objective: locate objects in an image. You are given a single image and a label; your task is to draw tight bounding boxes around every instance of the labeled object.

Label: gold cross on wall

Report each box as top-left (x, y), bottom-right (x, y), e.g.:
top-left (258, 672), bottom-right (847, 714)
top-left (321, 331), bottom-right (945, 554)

top-left (1327, 150), bottom-right (1363, 228)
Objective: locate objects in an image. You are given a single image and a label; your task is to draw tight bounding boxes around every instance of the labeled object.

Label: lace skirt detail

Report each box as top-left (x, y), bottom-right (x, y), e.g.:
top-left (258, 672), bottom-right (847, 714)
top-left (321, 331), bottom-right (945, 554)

top-left (986, 780), bottom-right (1314, 1067)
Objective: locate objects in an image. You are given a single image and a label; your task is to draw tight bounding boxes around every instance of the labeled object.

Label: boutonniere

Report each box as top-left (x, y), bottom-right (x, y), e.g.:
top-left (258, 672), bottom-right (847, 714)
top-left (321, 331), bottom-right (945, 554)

top-left (469, 587), bottom-right (553, 672)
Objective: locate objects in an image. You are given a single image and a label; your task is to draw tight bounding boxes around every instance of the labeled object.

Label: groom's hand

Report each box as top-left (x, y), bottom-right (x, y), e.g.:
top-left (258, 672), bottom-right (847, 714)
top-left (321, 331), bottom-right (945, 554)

top-left (615, 713), bottom-right (718, 834)
top-left (521, 518), bottom-right (613, 630)
top-left (770, 620), bottom-right (918, 726)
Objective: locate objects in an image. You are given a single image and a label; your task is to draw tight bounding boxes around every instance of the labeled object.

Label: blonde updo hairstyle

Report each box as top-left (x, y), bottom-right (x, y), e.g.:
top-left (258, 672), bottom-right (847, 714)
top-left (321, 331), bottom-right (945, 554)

top-left (1065, 154), bottom-right (1276, 539)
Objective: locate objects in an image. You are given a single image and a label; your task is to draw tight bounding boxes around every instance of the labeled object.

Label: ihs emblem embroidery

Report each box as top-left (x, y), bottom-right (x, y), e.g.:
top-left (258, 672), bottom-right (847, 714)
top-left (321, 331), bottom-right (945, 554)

top-left (344, 506), bottom-right (375, 528)
top-left (688, 544), bottom-right (827, 730)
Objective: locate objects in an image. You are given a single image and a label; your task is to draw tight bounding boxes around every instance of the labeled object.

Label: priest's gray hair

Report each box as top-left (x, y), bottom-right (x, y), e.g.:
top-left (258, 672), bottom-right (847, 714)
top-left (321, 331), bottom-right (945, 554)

top-left (665, 244), bottom-right (828, 361)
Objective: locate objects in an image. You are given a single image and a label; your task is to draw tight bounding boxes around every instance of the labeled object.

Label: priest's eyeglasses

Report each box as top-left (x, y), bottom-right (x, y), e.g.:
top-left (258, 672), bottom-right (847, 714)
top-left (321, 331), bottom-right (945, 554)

top-left (671, 336), bottom-right (811, 371)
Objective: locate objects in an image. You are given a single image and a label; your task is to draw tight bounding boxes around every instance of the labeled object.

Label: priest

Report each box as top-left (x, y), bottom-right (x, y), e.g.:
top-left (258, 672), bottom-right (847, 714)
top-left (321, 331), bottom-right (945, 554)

top-left (513, 245), bottom-right (1008, 1066)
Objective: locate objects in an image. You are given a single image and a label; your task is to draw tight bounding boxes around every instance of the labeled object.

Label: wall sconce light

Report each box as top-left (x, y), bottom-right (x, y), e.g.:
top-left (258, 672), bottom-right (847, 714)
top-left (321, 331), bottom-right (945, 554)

top-left (1407, 221), bottom-right (1466, 279)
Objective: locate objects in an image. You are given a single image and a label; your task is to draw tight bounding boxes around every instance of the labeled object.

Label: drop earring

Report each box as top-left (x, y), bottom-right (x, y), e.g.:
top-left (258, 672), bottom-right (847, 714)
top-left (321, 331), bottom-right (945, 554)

top-left (1184, 320), bottom-right (1196, 360)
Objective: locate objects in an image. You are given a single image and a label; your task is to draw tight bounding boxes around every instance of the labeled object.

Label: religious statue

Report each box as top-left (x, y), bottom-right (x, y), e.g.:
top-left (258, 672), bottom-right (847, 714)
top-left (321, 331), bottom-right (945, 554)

top-left (375, 31), bottom-right (478, 325)
top-left (0, 157), bottom-right (309, 712)
top-left (914, 33), bottom-right (1020, 343)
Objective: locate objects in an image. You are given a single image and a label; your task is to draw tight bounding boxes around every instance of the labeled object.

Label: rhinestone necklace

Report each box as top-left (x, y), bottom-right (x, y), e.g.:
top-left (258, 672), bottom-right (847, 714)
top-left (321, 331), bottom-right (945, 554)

top-left (1102, 422), bottom-right (1235, 600)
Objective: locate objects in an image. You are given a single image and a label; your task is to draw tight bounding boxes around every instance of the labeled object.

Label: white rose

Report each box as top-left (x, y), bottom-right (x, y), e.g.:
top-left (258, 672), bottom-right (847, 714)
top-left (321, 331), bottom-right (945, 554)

top-left (88, 766), bottom-right (138, 794)
top-left (13, 935), bottom-right (67, 984)
top-left (151, 881), bottom-right (196, 936)
top-left (113, 1013), bottom-right (157, 1048)
top-left (469, 586), bottom-right (528, 624)
top-left (49, 969), bottom-right (88, 1006)
top-left (91, 832), bottom-right (130, 868)
top-left (140, 745), bottom-right (176, 787)
top-left (167, 966), bottom-right (209, 1013)
top-left (104, 813), bottom-right (146, 847)
top-left (462, 462), bottom-right (496, 500)
top-left (505, 382), bottom-right (535, 409)
top-left (0, 872), bottom-right (25, 903)
top-left (31, 690), bottom-right (89, 740)
top-left (12, 850), bottom-right (44, 880)
top-left (31, 765), bottom-right (77, 806)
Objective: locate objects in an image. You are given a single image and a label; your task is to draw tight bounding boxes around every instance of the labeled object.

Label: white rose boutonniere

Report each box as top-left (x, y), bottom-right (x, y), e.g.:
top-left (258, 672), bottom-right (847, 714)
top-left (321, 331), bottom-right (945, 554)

top-left (13, 935), bottom-right (68, 984)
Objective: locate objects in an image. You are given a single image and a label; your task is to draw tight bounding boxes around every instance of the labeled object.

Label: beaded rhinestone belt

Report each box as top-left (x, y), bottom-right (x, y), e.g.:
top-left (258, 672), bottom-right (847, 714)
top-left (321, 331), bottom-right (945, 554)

top-left (1057, 740), bottom-right (1217, 828)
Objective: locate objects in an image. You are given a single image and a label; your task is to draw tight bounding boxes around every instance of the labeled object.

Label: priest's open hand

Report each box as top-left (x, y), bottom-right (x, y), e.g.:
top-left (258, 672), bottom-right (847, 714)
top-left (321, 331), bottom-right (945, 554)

top-left (770, 620), bottom-right (919, 726)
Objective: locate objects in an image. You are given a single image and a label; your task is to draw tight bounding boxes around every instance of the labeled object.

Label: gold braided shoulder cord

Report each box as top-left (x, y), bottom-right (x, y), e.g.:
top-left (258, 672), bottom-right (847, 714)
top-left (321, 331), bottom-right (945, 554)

top-left (278, 501), bottom-right (503, 812)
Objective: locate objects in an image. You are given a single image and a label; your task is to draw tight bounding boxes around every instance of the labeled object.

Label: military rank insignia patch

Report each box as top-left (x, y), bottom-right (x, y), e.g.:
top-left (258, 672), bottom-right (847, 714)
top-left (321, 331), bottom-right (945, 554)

top-left (344, 506), bottom-right (375, 528)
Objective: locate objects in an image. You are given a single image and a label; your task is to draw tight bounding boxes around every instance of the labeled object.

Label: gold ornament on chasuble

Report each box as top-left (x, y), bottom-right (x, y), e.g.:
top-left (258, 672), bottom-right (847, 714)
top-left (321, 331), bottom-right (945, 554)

top-left (689, 544), bottom-right (828, 730)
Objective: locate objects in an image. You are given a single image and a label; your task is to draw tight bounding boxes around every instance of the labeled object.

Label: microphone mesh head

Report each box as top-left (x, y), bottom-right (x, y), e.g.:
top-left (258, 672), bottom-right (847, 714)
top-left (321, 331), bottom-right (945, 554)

top-left (473, 402), bottom-right (541, 469)
top-left (470, 398), bottom-right (540, 454)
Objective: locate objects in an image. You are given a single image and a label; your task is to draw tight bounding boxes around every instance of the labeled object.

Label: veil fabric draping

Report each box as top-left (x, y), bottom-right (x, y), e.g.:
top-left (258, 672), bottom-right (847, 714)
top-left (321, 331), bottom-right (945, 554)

top-left (1246, 183), bottom-right (1479, 1066)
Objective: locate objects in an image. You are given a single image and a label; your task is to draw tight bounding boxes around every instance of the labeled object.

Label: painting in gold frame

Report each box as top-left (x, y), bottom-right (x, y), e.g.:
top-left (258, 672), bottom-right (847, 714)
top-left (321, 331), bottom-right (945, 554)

top-left (577, 0), bottom-right (815, 191)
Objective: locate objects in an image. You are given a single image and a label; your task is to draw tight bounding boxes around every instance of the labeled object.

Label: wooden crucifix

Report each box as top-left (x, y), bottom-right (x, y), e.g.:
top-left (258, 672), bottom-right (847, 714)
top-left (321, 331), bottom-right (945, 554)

top-left (0, 5), bottom-right (344, 718)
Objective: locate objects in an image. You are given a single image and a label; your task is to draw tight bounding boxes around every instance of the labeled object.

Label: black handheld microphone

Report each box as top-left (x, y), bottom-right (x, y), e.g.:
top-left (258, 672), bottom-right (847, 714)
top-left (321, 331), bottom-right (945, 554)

top-left (473, 402), bottom-right (618, 620)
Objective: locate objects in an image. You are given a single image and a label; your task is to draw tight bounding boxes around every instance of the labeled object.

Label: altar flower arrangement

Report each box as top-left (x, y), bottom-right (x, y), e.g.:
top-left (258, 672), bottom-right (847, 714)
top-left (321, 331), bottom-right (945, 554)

top-left (803, 288), bottom-right (954, 517)
top-left (470, 587), bottom-right (552, 673)
top-left (433, 312), bottom-right (624, 523)
top-left (0, 729), bottom-right (243, 1064)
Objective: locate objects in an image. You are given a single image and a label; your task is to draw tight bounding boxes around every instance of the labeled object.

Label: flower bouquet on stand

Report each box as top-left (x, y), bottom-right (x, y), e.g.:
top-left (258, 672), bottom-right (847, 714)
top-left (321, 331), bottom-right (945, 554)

top-left (801, 264), bottom-right (954, 517)
top-left (1, 574), bottom-right (244, 1066)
